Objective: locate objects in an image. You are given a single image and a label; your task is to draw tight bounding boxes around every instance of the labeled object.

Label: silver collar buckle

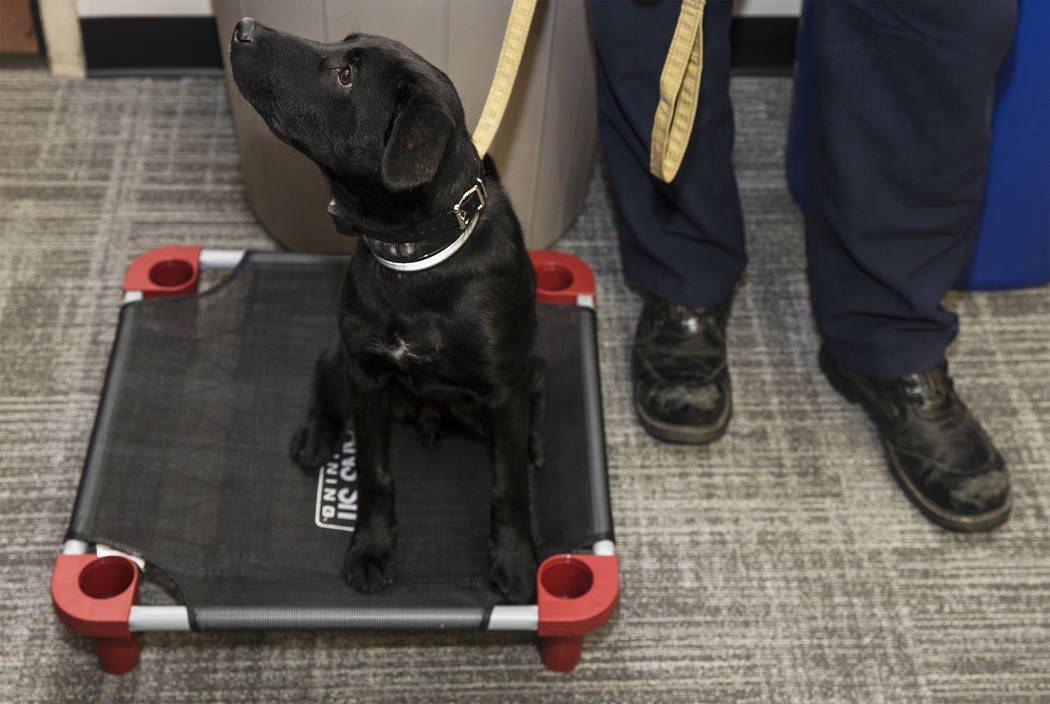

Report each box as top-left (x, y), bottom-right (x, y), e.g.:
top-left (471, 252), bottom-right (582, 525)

top-left (453, 178), bottom-right (487, 230)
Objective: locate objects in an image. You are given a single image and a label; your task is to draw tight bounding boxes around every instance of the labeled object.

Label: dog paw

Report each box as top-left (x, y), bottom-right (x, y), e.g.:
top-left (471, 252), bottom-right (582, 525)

top-left (343, 530), bottom-right (397, 593)
top-left (489, 533), bottom-right (538, 604)
top-left (290, 417), bottom-right (340, 471)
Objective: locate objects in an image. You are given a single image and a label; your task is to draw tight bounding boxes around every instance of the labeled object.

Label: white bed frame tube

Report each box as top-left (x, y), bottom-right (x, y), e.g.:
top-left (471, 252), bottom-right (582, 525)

top-left (199, 249), bottom-right (246, 269)
top-left (487, 606), bottom-right (539, 630)
top-left (129, 606), bottom-right (192, 631)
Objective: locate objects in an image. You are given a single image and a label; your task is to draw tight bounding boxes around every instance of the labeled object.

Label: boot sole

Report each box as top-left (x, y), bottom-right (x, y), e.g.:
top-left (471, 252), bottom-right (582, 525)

top-left (818, 348), bottom-right (1011, 532)
top-left (635, 396), bottom-right (732, 445)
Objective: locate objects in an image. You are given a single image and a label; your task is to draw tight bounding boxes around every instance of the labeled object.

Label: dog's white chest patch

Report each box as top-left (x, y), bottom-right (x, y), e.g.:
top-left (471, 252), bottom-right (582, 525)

top-left (377, 335), bottom-right (422, 364)
top-left (390, 337), bottom-right (414, 361)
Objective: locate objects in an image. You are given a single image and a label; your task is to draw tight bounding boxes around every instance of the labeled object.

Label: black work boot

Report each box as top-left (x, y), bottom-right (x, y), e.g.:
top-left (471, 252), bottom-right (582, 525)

top-left (631, 290), bottom-right (733, 443)
top-left (819, 346), bottom-right (1011, 531)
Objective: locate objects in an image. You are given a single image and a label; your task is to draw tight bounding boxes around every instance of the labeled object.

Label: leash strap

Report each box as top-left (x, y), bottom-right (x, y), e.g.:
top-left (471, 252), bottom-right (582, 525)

top-left (471, 0), bottom-right (539, 157)
top-left (650, 0), bottom-right (706, 183)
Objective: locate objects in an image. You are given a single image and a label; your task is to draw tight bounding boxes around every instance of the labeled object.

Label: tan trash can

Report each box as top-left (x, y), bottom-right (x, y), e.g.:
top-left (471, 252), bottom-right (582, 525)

top-left (212, 0), bottom-right (597, 252)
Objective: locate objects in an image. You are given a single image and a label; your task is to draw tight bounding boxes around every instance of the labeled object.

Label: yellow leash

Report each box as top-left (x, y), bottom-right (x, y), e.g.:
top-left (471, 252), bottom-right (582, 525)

top-left (474, 0), bottom-right (703, 182)
top-left (471, 0), bottom-right (539, 157)
top-left (650, 0), bottom-right (706, 183)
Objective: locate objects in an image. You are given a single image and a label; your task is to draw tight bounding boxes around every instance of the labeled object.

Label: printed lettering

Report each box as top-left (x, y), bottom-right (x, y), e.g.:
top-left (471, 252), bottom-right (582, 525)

top-left (314, 436), bottom-right (359, 533)
top-left (337, 487), bottom-right (357, 511)
top-left (340, 463), bottom-right (356, 483)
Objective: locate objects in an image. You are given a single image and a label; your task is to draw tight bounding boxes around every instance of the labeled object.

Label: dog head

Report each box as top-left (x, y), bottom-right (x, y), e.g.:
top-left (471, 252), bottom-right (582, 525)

top-left (230, 19), bottom-right (479, 231)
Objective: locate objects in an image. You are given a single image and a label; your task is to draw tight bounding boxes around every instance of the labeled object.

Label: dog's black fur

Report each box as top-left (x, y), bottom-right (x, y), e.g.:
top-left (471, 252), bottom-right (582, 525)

top-left (230, 20), bottom-right (544, 603)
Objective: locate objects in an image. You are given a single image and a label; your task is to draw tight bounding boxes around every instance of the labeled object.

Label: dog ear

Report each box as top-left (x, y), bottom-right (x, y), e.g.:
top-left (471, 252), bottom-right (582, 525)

top-left (381, 88), bottom-right (454, 193)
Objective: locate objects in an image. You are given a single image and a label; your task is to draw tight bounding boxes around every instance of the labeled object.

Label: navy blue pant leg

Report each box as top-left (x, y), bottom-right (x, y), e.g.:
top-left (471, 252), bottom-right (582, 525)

top-left (806, 1), bottom-right (1018, 378)
top-left (589, 0), bottom-right (745, 308)
top-left (592, 0), bottom-right (1016, 377)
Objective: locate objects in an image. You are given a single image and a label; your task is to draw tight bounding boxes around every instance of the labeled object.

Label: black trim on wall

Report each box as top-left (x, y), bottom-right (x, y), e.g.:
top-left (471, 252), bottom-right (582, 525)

top-left (77, 14), bottom-right (798, 76)
top-left (81, 17), bottom-right (223, 75)
top-left (30, 1), bottom-right (47, 57)
top-left (730, 17), bottom-right (798, 74)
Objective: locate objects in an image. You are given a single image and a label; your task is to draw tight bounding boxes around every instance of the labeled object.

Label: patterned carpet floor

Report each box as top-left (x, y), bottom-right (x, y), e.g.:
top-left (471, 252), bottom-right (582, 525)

top-left (1, 69), bottom-right (1048, 703)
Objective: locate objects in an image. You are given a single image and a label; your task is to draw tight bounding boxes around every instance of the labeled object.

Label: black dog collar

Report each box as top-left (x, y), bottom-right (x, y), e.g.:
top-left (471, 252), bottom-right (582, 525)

top-left (328, 178), bottom-right (486, 272)
top-left (361, 214), bottom-right (481, 271)
top-left (328, 178), bottom-right (487, 272)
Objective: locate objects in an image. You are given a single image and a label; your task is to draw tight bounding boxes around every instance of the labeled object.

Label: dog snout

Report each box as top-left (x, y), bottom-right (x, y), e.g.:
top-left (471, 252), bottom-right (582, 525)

top-left (233, 17), bottom-right (256, 44)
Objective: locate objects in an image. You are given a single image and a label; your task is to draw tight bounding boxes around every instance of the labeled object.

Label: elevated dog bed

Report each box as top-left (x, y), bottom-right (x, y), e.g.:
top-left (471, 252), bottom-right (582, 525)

top-left (52, 247), bottom-right (618, 674)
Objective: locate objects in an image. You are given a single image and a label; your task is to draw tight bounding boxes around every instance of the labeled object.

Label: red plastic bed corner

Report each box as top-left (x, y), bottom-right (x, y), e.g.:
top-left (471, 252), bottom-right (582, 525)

top-left (529, 250), bottom-right (596, 305)
top-left (51, 553), bottom-right (141, 675)
top-left (536, 553), bottom-right (619, 672)
top-left (124, 245), bottom-right (203, 299)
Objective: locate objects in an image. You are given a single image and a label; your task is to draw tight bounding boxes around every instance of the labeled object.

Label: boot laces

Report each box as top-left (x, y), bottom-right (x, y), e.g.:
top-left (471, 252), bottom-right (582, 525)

top-left (901, 366), bottom-right (952, 412)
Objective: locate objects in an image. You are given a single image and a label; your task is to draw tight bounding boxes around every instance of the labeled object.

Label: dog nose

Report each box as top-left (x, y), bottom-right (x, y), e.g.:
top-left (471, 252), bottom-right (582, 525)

top-left (233, 17), bottom-right (256, 44)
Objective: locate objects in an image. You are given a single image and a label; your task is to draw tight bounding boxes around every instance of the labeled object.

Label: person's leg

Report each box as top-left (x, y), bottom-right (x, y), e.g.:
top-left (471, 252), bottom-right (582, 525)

top-left (806, 0), bottom-right (1017, 530)
top-left (590, 0), bottom-right (744, 309)
top-left (806, 0), bottom-right (1017, 377)
top-left (590, 0), bottom-right (744, 443)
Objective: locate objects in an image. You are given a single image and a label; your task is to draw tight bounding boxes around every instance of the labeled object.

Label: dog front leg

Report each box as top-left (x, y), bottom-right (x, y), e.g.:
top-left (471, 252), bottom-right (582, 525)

top-left (290, 339), bottom-right (349, 470)
top-left (489, 386), bottom-right (538, 603)
top-left (343, 381), bottom-right (397, 593)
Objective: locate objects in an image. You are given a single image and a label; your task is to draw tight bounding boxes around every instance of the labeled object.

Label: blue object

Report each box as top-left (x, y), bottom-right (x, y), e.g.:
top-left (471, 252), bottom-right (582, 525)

top-left (786, 0), bottom-right (1050, 291)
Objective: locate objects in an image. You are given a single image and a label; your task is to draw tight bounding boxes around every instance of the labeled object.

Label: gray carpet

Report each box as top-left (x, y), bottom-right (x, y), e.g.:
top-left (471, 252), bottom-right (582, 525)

top-left (2, 69), bottom-right (1048, 703)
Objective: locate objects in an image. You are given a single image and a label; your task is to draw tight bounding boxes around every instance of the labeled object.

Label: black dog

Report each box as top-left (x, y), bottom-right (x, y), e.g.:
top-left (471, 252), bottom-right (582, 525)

top-left (230, 19), bottom-right (544, 602)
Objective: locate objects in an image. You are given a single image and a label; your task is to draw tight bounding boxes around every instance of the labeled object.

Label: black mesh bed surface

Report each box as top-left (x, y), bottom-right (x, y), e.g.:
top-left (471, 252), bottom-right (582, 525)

top-left (68, 253), bottom-right (612, 630)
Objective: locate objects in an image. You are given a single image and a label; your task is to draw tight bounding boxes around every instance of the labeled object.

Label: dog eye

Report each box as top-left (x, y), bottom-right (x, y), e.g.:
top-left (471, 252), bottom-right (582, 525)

top-left (337, 67), bottom-right (353, 87)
